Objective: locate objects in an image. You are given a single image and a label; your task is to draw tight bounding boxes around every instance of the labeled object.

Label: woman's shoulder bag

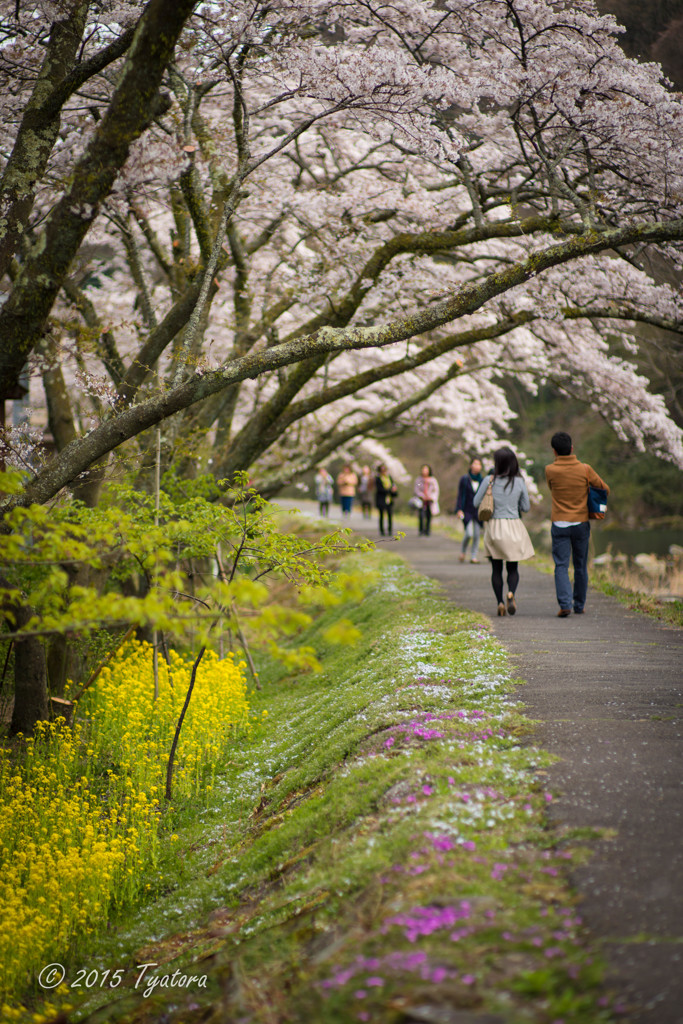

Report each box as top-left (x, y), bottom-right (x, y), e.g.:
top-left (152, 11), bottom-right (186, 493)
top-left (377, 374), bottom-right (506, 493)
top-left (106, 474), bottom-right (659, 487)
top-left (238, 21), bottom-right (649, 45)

top-left (477, 478), bottom-right (495, 522)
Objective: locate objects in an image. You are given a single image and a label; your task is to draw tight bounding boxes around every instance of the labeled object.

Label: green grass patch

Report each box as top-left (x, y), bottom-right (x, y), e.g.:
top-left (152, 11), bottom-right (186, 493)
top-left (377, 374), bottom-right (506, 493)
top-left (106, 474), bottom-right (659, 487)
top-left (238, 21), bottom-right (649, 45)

top-left (23, 547), bottom-right (623, 1024)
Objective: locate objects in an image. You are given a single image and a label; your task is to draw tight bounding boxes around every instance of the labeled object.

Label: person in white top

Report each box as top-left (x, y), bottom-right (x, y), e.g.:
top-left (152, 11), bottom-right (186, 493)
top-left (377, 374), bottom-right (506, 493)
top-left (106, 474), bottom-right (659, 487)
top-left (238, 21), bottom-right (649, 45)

top-left (413, 464), bottom-right (440, 536)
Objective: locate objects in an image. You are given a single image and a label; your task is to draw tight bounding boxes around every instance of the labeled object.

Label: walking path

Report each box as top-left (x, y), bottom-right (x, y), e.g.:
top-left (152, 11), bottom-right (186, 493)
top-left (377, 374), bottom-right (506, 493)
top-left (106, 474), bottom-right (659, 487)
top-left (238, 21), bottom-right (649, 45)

top-left (281, 500), bottom-right (683, 1023)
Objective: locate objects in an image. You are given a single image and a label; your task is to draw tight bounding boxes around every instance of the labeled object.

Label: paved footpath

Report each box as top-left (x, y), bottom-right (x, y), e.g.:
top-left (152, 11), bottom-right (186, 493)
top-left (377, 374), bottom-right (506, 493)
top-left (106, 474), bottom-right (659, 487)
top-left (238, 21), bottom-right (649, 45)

top-left (282, 501), bottom-right (683, 1023)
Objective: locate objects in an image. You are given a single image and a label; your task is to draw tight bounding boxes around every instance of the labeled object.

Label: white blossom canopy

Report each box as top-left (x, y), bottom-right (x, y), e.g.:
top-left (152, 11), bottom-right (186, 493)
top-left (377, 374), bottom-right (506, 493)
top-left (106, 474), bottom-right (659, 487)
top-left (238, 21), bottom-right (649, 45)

top-left (1, 0), bottom-right (682, 503)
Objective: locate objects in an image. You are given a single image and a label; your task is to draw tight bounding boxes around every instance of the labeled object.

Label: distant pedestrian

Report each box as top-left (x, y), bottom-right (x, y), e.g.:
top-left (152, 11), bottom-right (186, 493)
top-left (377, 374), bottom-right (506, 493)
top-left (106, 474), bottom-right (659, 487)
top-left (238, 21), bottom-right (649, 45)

top-left (545, 431), bottom-right (610, 617)
top-left (315, 466), bottom-right (333, 517)
top-left (414, 464), bottom-right (440, 536)
top-left (473, 447), bottom-right (534, 616)
top-left (336, 464), bottom-right (359, 517)
top-left (375, 463), bottom-right (398, 536)
top-left (455, 457), bottom-right (483, 562)
top-left (358, 465), bottom-right (374, 519)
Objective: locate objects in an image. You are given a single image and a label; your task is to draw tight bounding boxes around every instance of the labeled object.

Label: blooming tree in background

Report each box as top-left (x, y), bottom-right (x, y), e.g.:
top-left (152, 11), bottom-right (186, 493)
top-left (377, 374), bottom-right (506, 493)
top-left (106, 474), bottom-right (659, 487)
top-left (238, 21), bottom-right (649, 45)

top-left (1, 0), bottom-right (683, 508)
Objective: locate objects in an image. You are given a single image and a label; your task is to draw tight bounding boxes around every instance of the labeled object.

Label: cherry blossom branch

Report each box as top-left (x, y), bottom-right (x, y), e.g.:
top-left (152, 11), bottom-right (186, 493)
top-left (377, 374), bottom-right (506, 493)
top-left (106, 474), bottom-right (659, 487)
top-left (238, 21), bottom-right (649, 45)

top-left (258, 357), bottom-right (470, 495)
top-left (0, 0), bottom-right (197, 398)
top-left (8, 215), bottom-right (683, 511)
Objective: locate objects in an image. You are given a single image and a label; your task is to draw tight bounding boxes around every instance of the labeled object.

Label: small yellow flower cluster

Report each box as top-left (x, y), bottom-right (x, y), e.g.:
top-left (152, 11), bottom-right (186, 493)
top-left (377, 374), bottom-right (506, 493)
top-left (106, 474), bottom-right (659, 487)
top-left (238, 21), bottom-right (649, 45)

top-left (0, 720), bottom-right (150, 1002)
top-left (0, 641), bottom-right (248, 1006)
top-left (80, 641), bottom-right (250, 800)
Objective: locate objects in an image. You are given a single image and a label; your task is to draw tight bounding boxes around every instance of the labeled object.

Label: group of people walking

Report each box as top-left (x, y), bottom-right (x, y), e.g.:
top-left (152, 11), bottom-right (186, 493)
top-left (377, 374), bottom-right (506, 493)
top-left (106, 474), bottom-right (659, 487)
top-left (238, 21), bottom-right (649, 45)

top-left (313, 431), bottom-right (609, 618)
top-left (315, 463), bottom-right (398, 535)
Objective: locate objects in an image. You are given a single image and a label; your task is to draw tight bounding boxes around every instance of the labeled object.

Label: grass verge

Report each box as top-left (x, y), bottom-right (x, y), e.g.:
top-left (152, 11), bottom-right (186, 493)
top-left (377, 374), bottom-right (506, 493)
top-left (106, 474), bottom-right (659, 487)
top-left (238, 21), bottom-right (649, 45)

top-left (591, 572), bottom-right (683, 628)
top-left (25, 546), bottom-right (623, 1024)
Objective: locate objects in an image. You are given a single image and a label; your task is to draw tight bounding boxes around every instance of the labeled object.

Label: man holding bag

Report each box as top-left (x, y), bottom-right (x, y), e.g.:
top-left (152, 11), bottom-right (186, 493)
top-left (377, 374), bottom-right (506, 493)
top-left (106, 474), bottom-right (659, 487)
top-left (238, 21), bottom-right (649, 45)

top-left (545, 432), bottom-right (610, 618)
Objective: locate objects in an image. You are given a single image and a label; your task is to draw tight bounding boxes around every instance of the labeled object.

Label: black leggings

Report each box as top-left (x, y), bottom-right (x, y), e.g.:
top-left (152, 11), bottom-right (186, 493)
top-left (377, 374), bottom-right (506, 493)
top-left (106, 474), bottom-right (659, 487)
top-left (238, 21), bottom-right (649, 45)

top-left (418, 503), bottom-right (432, 535)
top-left (490, 559), bottom-right (519, 604)
top-left (378, 506), bottom-right (393, 535)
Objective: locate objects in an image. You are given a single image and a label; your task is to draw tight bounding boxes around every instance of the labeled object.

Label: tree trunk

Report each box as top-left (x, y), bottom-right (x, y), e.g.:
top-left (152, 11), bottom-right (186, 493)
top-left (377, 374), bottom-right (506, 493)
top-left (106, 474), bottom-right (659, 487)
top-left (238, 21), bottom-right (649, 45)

top-left (10, 605), bottom-right (49, 735)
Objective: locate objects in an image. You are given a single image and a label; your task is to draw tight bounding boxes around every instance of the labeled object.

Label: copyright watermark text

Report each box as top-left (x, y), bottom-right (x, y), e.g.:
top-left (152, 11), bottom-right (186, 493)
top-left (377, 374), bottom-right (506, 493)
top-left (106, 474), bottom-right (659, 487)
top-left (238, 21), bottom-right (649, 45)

top-left (38, 962), bottom-right (208, 998)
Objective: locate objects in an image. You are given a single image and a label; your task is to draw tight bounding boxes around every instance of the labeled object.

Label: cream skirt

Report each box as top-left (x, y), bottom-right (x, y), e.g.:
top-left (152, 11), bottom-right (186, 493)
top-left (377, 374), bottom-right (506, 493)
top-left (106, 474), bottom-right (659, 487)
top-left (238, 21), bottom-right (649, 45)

top-left (483, 518), bottom-right (535, 561)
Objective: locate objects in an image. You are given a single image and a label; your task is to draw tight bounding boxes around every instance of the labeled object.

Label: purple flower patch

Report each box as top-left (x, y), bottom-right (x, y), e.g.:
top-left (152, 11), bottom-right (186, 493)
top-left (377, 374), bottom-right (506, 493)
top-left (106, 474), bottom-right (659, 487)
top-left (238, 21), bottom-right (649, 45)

top-left (382, 903), bottom-right (471, 942)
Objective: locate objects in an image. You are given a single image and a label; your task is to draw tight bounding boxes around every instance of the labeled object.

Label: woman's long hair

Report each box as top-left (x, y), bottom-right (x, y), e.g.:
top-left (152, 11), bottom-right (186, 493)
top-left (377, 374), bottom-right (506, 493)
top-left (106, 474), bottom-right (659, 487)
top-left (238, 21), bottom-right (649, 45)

top-left (493, 446), bottom-right (521, 491)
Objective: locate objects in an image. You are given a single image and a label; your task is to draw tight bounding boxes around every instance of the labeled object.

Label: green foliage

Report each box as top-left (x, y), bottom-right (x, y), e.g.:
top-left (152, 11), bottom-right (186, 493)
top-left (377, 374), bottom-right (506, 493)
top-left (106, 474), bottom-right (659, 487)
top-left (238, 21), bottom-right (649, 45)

top-left (0, 470), bottom-right (370, 677)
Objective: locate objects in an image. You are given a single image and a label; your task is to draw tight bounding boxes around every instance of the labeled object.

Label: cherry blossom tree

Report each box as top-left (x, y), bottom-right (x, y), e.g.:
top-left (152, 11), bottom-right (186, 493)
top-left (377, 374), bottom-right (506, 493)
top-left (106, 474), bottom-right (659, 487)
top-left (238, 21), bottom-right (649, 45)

top-left (1, 0), bottom-right (683, 506)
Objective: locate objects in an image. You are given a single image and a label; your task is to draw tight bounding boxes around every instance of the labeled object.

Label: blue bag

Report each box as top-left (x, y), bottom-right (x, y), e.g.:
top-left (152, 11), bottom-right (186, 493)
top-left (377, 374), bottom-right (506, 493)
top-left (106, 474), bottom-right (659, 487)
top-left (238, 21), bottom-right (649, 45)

top-left (587, 485), bottom-right (608, 520)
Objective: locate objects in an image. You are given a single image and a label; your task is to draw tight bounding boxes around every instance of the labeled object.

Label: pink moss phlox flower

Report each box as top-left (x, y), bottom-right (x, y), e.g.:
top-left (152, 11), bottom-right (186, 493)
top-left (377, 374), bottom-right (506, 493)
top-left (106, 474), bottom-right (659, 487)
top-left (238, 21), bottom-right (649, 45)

top-left (423, 832), bottom-right (455, 852)
top-left (544, 947), bottom-right (563, 958)
top-left (365, 977), bottom-right (384, 987)
top-left (386, 951), bottom-right (428, 970)
top-left (384, 736), bottom-right (395, 748)
top-left (541, 867), bottom-right (559, 877)
top-left (544, 792), bottom-right (553, 802)
top-left (384, 903), bottom-right (471, 942)
top-left (460, 840), bottom-right (476, 851)
top-left (354, 989), bottom-right (367, 998)
top-left (422, 784), bottom-right (434, 795)
top-left (462, 974), bottom-right (476, 985)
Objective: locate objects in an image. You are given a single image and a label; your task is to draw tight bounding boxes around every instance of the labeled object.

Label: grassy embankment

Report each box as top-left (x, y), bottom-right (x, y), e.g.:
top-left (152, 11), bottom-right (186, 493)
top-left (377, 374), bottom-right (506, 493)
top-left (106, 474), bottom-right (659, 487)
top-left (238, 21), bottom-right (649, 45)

top-left (26, 541), bottom-right (623, 1024)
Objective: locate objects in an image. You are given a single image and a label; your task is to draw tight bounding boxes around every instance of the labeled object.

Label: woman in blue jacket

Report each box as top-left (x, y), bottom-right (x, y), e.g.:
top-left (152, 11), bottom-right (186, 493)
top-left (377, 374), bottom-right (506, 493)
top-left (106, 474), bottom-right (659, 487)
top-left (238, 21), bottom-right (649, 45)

top-left (455, 457), bottom-right (483, 562)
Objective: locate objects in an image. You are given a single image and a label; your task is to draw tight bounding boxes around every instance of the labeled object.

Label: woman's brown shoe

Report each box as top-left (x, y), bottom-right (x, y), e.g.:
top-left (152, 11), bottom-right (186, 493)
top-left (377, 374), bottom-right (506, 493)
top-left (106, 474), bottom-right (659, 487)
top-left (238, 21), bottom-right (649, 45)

top-left (497, 603), bottom-right (506, 616)
top-left (507, 591), bottom-right (516, 615)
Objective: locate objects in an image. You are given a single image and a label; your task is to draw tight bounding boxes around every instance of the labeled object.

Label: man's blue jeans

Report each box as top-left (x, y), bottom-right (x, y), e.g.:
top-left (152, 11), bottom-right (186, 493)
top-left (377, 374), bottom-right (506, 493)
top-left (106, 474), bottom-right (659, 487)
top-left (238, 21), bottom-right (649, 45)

top-left (551, 521), bottom-right (591, 612)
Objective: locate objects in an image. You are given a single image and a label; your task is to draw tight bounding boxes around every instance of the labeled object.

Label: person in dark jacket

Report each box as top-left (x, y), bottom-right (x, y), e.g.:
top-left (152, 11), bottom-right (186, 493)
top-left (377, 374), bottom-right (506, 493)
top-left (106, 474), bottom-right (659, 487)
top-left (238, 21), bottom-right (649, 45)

top-left (375, 463), bottom-right (398, 536)
top-left (455, 457), bottom-right (483, 562)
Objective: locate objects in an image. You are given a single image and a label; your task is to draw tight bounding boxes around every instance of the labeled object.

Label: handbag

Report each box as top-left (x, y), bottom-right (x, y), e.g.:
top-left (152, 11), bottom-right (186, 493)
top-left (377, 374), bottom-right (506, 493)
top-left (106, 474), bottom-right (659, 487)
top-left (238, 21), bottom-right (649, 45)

top-left (477, 479), bottom-right (494, 522)
top-left (587, 485), bottom-right (608, 520)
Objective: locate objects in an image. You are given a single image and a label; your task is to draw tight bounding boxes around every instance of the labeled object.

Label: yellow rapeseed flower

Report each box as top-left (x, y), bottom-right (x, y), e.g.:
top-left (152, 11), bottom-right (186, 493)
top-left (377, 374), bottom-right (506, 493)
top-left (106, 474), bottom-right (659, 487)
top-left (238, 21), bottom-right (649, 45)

top-left (0, 641), bottom-right (248, 1008)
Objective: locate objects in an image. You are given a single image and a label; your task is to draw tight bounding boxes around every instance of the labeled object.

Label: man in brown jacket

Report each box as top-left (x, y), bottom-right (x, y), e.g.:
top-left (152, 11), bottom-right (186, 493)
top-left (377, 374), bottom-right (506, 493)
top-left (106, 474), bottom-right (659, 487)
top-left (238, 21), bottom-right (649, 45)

top-left (545, 431), bottom-right (609, 617)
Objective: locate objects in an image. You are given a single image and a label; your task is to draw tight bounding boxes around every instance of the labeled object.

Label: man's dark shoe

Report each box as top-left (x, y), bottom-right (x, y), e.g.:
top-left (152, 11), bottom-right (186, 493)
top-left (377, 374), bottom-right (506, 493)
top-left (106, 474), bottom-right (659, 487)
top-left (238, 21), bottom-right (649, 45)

top-left (574, 608), bottom-right (585, 614)
top-left (557, 609), bottom-right (571, 618)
